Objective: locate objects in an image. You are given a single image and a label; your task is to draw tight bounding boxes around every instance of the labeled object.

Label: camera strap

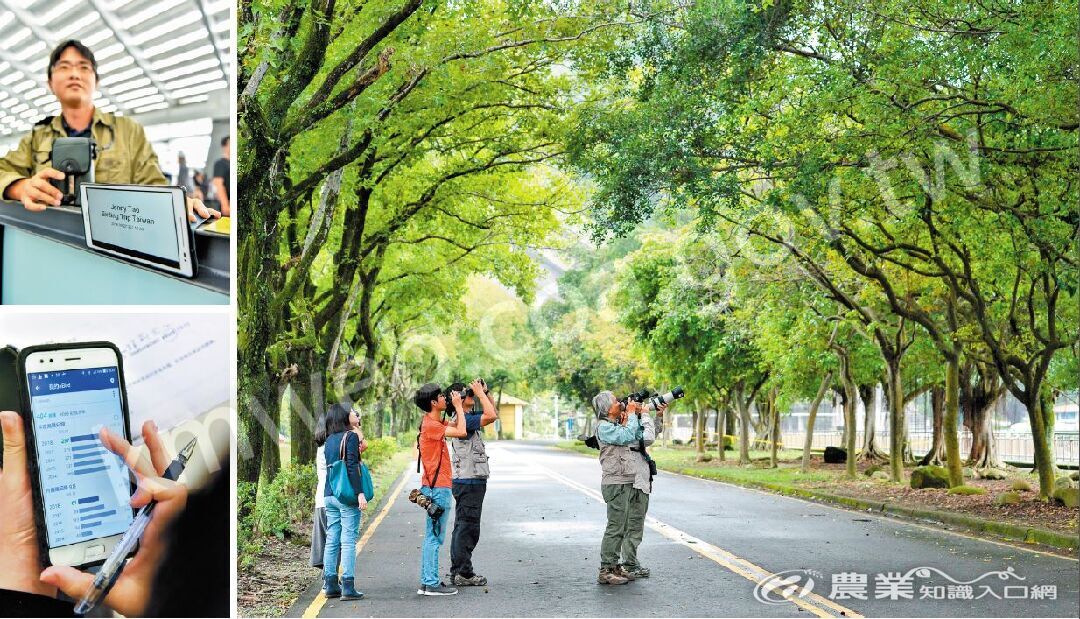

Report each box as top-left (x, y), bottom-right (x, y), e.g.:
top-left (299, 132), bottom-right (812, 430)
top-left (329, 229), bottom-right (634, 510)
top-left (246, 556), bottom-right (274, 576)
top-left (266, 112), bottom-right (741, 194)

top-left (415, 428), bottom-right (444, 492)
top-left (637, 417), bottom-right (655, 482)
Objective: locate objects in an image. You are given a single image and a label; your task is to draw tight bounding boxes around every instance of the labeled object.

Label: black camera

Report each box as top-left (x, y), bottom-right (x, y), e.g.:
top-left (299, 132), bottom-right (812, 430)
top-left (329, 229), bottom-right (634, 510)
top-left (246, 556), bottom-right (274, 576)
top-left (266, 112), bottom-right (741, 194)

top-left (619, 388), bottom-right (650, 406)
top-left (408, 488), bottom-right (445, 519)
top-left (445, 378), bottom-right (487, 401)
top-left (49, 137), bottom-right (96, 206)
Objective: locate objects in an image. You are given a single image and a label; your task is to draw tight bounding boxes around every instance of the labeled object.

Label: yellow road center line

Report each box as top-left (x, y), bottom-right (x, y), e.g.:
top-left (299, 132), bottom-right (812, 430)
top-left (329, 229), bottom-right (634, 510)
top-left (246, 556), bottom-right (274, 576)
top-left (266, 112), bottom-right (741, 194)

top-left (302, 471), bottom-right (412, 619)
top-left (537, 463), bottom-right (863, 618)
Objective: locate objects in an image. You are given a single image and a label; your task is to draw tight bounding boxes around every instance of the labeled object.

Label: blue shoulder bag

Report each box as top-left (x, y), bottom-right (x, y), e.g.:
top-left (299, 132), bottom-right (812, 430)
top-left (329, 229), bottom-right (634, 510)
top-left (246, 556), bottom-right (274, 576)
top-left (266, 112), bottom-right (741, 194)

top-left (327, 433), bottom-right (375, 506)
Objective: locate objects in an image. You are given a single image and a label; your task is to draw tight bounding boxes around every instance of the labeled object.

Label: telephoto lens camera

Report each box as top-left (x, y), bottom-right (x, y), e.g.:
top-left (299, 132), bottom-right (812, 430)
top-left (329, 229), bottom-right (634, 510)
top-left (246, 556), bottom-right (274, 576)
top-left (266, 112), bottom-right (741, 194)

top-left (646, 387), bottom-right (685, 411)
top-left (409, 488), bottom-right (445, 519)
top-left (49, 137), bottom-right (96, 206)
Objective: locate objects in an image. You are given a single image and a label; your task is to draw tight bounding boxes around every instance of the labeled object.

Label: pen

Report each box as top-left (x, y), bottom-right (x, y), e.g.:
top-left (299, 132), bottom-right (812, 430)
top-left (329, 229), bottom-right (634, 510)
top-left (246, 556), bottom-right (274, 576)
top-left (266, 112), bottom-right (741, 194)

top-left (74, 436), bottom-right (197, 615)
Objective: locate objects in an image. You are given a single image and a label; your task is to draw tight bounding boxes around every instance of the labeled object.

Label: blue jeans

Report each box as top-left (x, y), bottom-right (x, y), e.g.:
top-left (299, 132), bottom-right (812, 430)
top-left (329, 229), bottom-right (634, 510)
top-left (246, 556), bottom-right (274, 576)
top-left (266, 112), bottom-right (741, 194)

top-left (323, 495), bottom-right (362, 579)
top-left (419, 486), bottom-right (452, 587)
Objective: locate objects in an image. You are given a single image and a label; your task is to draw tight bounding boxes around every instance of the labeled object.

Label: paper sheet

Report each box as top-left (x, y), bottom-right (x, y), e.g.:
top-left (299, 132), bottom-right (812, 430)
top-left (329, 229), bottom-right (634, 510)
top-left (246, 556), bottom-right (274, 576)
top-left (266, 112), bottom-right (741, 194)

top-left (0, 313), bottom-right (230, 433)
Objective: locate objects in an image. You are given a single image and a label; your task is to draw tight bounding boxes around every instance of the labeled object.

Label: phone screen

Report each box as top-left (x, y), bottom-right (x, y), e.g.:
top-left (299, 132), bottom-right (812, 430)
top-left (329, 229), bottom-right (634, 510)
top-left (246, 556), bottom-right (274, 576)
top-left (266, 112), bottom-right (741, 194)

top-left (27, 366), bottom-right (133, 548)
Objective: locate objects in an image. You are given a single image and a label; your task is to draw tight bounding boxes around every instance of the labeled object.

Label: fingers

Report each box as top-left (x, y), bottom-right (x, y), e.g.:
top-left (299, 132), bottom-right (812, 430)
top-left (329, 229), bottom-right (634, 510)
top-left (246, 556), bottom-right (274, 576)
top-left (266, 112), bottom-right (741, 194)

top-left (141, 421), bottom-right (171, 476)
top-left (186, 198), bottom-right (220, 221)
top-left (98, 427), bottom-right (156, 479)
top-left (36, 168), bottom-right (66, 181)
top-left (31, 174), bottom-right (64, 204)
top-left (0, 411), bottom-right (27, 483)
top-left (38, 566), bottom-right (94, 602)
top-left (22, 179), bottom-right (62, 209)
top-left (129, 472), bottom-right (187, 510)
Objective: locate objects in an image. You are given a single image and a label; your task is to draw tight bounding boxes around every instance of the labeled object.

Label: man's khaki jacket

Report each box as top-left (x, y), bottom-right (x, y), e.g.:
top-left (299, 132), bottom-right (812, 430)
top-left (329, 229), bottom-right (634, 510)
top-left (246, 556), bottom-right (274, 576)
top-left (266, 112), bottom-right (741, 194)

top-left (0, 108), bottom-right (166, 197)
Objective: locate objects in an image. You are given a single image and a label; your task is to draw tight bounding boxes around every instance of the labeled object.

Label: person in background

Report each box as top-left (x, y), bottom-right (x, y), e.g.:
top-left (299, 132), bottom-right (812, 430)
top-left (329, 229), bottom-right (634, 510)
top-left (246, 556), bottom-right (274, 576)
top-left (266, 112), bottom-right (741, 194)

top-left (320, 404), bottom-right (366, 601)
top-left (311, 414), bottom-right (328, 570)
top-left (212, 136), bottom-right (230, 217)
top-left (176, 152), bottom-right (193, 194)
top-left (192, 170), bottom-right (208, 201)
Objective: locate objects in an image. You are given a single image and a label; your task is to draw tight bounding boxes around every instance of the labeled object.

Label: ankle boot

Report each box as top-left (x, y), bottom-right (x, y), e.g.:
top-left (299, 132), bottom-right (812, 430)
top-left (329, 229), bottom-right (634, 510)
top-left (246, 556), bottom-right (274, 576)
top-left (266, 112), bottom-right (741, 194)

top-left (340, 577), bottom-right (364, 601)
top-left (323, 575), bottom-right (341, 598)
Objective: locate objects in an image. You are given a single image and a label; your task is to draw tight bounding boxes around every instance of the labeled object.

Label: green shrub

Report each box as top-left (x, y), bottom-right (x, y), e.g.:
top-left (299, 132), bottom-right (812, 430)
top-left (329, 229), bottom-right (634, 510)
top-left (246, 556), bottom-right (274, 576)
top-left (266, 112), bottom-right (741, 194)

top-left (1009, 479), bottom-right (1032, 492)
top-left (237, 481), bottom-right (261, 569)
top-left (995, 491), bottom-right (1022, 505)
top-left (946, 485), bottom-right (987, 496)
top-left (364, 436), bottom-right (398, 470)
top-left (254, 464), bottom-right (316, 539)
top-left (242, 437), bottom-right (400, 557)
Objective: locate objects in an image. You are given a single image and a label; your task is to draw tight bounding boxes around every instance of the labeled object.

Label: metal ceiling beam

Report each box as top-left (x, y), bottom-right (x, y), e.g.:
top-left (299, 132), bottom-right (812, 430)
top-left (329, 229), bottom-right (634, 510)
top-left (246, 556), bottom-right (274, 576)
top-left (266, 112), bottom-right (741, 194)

top-left (0, 50), bottom-right (56, 134)
top-left (3, 2), bottom-right (126, 108)
top-left (194, 0), bottom-right (229, 78)
top-left (85, 0), bottom-right (177, 104)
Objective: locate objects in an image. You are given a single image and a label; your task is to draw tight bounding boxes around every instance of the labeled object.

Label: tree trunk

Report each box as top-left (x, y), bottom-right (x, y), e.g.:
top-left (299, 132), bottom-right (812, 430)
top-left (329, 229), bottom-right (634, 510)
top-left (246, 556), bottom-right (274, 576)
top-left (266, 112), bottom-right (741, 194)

top-left (883, 359), bottom-right (906, 481)
top-left (943, 357), bottom-right (963, 487)
top-left (695, 406), bottom-right (706, 459)
top-left (919, 386), bottom-right (946, 466)
top-left (736, 386), bottom-right (751, 465)
top-left (837, 350), bottom-right (858, 479)
top-left (802, 371), bottom-right (833, 473)
top-left (960, 362), bottom-right (1005, 468)
top-left (260, 394), bottom-right (282, 484)
top-left (859, 383), bottom-right (887, 461)
top-left (716, 402), bottom-right (726, 462)
top-left (769, 387), bottom-right (780, 469)
top-left (288, 350), bottom-right (325, 466)
top-left (753, 399), bottom-right (770, 450)
top-left (1027, 386), bottom-right (1057, 499)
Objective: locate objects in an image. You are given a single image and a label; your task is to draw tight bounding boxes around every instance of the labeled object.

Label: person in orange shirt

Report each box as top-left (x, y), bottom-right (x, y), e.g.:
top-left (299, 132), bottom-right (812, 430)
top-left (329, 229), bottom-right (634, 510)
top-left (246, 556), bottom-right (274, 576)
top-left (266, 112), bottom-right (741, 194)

top-left (413, 382), bottom-right (467, 595)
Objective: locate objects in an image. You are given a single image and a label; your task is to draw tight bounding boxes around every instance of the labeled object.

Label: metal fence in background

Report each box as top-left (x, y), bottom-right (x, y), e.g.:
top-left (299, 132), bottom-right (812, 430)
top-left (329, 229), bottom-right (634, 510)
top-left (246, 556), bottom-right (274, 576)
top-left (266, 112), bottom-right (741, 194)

top-left (780, 430), bottom-right (1079, 467)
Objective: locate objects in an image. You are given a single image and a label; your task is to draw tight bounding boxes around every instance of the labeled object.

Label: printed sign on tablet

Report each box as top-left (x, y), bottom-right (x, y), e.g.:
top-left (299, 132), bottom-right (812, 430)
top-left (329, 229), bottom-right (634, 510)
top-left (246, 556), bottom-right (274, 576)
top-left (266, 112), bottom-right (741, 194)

top-left (84, 186), bottom-right (180, 266)
top-left (80, 184), bottom-right (198, 278)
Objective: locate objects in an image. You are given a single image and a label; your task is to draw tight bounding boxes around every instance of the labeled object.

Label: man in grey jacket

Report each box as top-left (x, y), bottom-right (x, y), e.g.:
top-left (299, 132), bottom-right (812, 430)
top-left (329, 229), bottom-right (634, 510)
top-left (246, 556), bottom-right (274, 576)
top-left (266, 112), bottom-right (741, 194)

top-left (446, 379), bottom-right (498, 586)
top-left (592, 391), bottom-right (665, 585)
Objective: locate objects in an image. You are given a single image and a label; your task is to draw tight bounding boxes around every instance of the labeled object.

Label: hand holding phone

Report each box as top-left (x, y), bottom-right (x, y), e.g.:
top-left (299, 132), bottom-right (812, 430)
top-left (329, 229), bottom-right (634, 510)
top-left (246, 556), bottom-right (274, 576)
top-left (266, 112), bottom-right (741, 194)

top-left (39, 423), bottom-right (188, 617)
top-left (0, 411), bottom-right (57, 597)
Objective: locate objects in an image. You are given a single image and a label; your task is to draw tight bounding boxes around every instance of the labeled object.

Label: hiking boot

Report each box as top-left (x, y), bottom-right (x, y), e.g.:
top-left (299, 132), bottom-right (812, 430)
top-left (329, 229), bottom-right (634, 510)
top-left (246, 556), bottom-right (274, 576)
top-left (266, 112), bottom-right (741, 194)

top-left (623, 564), bottom-right (651, 578)
top-left (340, 577), bottom-right (364, 601)
top-left (597, 567), bottom-right (629, 585)
top-left (323, 575), bottom-right (341, 598)
top-left (453, 573), bottom-right (488, 586)
top-left (417, 583), bottom-right (459, 596)
top-left (613, 565), bottom-right (637, 581)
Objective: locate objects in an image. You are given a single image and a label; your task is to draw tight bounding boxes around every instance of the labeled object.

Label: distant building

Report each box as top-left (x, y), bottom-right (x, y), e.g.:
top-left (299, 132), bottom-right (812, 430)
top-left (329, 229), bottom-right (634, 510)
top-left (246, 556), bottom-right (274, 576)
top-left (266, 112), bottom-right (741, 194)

top-left (483, 393), bottom-right (528, 440)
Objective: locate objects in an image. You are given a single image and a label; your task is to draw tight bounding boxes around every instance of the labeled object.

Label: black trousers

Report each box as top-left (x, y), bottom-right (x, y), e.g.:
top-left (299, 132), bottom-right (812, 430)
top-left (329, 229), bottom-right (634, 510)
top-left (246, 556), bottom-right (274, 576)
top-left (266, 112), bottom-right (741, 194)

top-left (450, 482), bottom-right (487, 577)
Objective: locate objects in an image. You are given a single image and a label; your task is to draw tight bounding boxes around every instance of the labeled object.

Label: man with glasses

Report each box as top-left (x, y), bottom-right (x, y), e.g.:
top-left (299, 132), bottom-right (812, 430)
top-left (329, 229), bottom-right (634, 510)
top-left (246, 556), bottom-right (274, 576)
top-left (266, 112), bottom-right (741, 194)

top-left (0, 40), bottom-right (218, 222)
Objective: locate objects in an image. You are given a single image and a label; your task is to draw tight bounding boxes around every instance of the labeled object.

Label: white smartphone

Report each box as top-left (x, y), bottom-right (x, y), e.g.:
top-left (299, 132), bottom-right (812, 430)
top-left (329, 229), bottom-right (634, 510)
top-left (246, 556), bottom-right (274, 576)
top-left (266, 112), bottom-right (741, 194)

top-left (80, 183), bottom-right (199, 278)
top-left (22, 345), bottom-right (134, 567)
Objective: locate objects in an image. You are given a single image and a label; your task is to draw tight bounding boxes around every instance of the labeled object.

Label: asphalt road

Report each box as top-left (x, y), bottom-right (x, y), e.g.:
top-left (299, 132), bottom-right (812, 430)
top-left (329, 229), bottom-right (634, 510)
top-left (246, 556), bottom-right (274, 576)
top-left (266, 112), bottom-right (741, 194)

top-left (286, 442), bottom-right (1079, 618)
